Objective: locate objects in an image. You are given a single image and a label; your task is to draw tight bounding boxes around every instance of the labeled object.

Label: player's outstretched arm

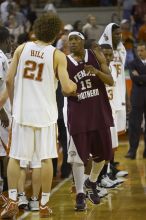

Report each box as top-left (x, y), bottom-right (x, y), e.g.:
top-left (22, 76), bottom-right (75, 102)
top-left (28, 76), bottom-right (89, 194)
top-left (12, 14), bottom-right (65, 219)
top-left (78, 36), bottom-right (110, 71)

top-left (54, 49), bottom-right (77, 96)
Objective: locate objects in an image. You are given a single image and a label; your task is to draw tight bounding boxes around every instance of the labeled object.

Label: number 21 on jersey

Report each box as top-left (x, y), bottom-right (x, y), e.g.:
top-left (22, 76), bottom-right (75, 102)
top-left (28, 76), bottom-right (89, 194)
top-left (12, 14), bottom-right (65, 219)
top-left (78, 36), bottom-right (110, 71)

top-left (23, 60), bottom-right (44, 81)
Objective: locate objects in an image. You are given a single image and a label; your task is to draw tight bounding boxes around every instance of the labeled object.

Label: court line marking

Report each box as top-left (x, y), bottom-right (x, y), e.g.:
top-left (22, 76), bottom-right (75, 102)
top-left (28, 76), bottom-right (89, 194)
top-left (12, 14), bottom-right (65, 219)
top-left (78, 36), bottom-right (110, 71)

top-left (17, 176), bottom-right (71, 220)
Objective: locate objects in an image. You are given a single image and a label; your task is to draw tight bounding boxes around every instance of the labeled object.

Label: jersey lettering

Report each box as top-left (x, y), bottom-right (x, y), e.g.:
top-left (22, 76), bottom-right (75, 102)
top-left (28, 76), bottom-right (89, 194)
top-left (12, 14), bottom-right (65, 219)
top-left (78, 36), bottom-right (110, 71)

top-left (80, 79), bottom-right (92, 91)
top-left (23, 60), bottom-right (44, 81)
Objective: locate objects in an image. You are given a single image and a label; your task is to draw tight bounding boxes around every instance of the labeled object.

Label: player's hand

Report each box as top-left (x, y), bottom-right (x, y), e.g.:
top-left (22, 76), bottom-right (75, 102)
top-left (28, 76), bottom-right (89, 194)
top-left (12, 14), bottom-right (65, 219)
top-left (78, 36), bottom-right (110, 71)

top-left (70, 81), bottom-right (78, 96)
top-left (0, 108), bottom-right (9, 128)
top-left (92, 45), bottom-right (107, 64)
top-left (132, 70), bottom-right (139, 76)
top-left (84, 64), bottom-right (97, 75)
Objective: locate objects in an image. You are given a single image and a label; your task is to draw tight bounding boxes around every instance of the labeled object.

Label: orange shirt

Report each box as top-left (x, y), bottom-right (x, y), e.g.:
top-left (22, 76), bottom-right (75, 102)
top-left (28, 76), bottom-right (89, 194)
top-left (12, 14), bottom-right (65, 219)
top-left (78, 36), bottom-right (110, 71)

top-left (137, 24), bottom-right (146, 42)
top-left (122, 31), bottom-right (134, 50)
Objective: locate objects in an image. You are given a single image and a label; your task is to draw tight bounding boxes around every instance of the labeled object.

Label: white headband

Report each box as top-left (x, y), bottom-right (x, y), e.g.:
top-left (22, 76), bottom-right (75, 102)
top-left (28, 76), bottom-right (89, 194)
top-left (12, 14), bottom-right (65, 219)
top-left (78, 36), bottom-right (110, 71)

top-left (68, 31), bottom-right (85, 40)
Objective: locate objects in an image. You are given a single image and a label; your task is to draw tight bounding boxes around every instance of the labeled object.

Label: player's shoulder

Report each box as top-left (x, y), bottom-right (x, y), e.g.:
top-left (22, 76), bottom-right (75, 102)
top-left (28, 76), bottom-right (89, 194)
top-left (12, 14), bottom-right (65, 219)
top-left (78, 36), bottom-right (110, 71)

top-left (14, 43), bottom-right (27, 58)
top-left (54, 48), bottom-right (66, 60)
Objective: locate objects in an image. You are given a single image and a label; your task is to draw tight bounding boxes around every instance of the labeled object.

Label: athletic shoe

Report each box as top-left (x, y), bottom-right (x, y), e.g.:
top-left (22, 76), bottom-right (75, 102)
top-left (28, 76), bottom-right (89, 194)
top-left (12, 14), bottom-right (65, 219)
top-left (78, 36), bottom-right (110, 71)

top-left (0, 199), bottom-right (19, 219)
top-left (99, 175), bottom-right (117, 189)
top-left (0, 193), bottom-right (7, 207)
top-left (125, 152), bottom-right (136, 159)
top-left (84, 178), bottom-right (100, 204)
top-left (110, 164), bottom-right (128, 178)
top-left (116, 170), bottom-right (128, 178)
top-left (18, 193), bottom-right (28, 209)
top-left (29, 198), bottom-right (39, 211)
top-left (75, 193), bottom-right (87, 211)
top-left (107, 173), bottom-right (124, 185)
top-left (40, 204), bottom-right (52, 218)
top-left (96, 185), bottom-right (108, 198)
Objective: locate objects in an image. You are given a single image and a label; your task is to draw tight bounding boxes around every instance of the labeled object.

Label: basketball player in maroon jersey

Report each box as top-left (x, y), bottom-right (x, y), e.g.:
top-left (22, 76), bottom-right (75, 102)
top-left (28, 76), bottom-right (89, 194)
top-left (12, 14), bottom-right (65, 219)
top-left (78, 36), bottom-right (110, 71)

top-left (66, 31), bottom-right (114, 211)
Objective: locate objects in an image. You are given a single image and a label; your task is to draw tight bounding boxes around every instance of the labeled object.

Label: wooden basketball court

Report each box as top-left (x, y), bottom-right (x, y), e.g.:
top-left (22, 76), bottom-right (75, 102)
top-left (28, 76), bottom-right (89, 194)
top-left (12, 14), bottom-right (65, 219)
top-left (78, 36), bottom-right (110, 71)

top-left (2, 134), bottom-right (146, 220)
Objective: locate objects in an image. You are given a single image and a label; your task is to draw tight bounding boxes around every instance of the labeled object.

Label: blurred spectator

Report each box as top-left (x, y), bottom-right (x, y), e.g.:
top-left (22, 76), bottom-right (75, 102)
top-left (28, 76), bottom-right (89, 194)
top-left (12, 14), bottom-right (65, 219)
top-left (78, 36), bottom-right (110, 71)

top-left (44, 0), bottom-right (57, 13)
top-left (26, 4), bottom-right (37, 29)
top-left (5, 14), bottom-right (24, 43)
top-left (117, 0), bottom-right (136, 20)
top-left (111, 12), bottom-right (121, 24)
top-left (120, 19), bottom-right (135, 67)
top-left (137, 13), bottom-right (146, 42)
top-left (131, 0), bottom-right (146, 40)
top-left (7, 3), bottom-right (30, 32)
top-left (19, 0), bottom-right (37, 28)
top-left (0, 0), bottom-right (16, 23)
top-left (73, 20), bottom-right (83, 32)
top-left (82, 14), bottom-right (92, 33)
top-left (82, 15), bottom-right (104, 41)
top-left (56, 24), bottom-right (73, 54)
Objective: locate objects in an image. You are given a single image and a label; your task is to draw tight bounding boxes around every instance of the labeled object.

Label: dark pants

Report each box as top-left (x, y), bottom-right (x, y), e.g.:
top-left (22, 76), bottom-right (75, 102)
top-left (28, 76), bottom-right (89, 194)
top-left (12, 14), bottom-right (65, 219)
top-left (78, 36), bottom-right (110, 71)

top-left (128, 105), bottom-right (146, 155)
top-left (0, 156), bottom-right (8, 191)
top-left (53, 119), bottom-right (71, 177)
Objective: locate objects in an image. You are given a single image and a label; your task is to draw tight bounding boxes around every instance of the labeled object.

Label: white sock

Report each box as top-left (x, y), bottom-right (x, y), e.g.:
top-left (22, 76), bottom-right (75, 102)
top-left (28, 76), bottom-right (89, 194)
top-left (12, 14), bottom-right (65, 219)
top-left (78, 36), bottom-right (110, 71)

top-left (41, 192), bottom-right (50, 206)
top-left (72, 163), bottom-right (85, 194)
top-left (9, 189), bottom-right (17, 201)
top-left (107, 163), bottom-right (110, 174)
top-left (89, 160), bottom-right (105, 182)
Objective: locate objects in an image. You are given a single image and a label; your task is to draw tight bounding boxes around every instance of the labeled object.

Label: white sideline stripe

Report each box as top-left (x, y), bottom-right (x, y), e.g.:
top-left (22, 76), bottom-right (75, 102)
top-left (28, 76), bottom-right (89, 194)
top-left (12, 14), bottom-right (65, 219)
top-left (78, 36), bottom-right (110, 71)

top-left (17, 176), bottom-right (71, 220)
top-left (17, 211), bottom-right (30, 220)
top-left (51, 176), bottom-right (71, 196)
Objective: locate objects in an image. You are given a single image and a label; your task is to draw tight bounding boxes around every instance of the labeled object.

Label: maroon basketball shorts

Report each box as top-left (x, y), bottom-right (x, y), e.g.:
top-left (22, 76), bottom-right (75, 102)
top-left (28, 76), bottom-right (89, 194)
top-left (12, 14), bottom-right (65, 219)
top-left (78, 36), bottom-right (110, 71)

top-left (72, 128), bottom-right (113, 165)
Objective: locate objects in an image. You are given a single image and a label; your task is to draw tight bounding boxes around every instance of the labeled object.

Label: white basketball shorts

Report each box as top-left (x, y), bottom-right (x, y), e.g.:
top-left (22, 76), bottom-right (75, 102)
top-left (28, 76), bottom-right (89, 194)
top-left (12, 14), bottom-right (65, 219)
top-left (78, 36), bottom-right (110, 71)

top-left (9, 120), bottom-right (58, 162)
top-left (115, 108), bottom-right (126, 134)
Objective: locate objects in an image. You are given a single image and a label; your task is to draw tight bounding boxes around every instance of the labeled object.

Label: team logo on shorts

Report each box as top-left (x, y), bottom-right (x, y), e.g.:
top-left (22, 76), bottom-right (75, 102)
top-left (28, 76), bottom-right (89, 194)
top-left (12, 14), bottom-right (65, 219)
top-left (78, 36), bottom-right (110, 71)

top-left (69, 151), bottom-right (76, 157)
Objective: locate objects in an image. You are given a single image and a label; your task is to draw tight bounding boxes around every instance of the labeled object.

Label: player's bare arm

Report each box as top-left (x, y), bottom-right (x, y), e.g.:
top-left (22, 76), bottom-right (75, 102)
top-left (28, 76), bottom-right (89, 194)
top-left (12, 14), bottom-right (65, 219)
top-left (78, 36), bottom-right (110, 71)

top-left (6, 44), bottom-right (25, 106)
top-left (0, 88), bottom-right (8, 109)
top-left (92, 47), bottom-right (112, 75)
top-left (54, 49), bottom-right (77, 95)
top-left (84, 64), bottom-right (114, 86)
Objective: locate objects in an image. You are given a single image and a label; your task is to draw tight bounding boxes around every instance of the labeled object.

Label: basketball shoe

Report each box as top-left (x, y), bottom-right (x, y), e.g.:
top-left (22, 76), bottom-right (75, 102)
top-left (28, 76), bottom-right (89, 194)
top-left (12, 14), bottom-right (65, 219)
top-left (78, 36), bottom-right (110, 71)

top-left (0, 193), bottom-right (7, 207)
top-left (84, 178), bottom-right (100, 204)
top-left (0, 198), bottom-right (18, 219)
top-left (40, 204), bottom-right (52, 218)
top-left (75, 193), bottom-right (87, 211)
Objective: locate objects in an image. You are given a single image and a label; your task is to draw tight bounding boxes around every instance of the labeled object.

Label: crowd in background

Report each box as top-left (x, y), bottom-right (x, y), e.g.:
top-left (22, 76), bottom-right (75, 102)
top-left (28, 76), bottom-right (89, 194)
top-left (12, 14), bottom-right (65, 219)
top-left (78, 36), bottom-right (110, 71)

top-left (1, 0), bottom-right (146, 70)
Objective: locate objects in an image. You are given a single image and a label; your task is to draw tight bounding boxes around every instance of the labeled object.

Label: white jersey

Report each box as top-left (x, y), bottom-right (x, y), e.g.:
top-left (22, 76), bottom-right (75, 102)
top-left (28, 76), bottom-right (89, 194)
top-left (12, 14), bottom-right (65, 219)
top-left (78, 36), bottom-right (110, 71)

top-left (106, 62), bottom-right (117, 112)
top-left (113, 49), bottom-right (126, 110)
top-left (12, 42), bottom-right (58, 127)
top-left (0, 50), bottom-right (11, 156)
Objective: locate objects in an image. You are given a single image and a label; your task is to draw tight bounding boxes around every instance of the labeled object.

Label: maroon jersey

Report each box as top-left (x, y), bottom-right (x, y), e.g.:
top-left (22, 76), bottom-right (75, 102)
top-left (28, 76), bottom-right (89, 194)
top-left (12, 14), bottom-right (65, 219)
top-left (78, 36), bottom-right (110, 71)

top-left (67, 49), bottom-right (113, 135)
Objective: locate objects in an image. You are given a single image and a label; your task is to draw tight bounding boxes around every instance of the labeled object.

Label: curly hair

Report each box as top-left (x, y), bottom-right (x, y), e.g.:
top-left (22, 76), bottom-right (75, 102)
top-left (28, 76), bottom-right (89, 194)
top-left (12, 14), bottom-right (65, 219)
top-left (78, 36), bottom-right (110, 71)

top-left (33, 13), bottom-right (62, 43)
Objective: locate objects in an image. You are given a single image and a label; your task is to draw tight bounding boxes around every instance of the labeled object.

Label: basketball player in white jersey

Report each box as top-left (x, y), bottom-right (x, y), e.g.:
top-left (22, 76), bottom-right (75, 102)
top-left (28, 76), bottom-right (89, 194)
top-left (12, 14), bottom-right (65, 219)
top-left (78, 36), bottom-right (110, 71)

top-left (99, 23), bottom-right (127, 134)
top-left (99, 23), bottom-right (128, 177)
top-left (98, 44), bottom-right (125, 187)
top-left (0, 26), bottom-right (11, 205)
top-left (0, 13), bottom-right (77, 219)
